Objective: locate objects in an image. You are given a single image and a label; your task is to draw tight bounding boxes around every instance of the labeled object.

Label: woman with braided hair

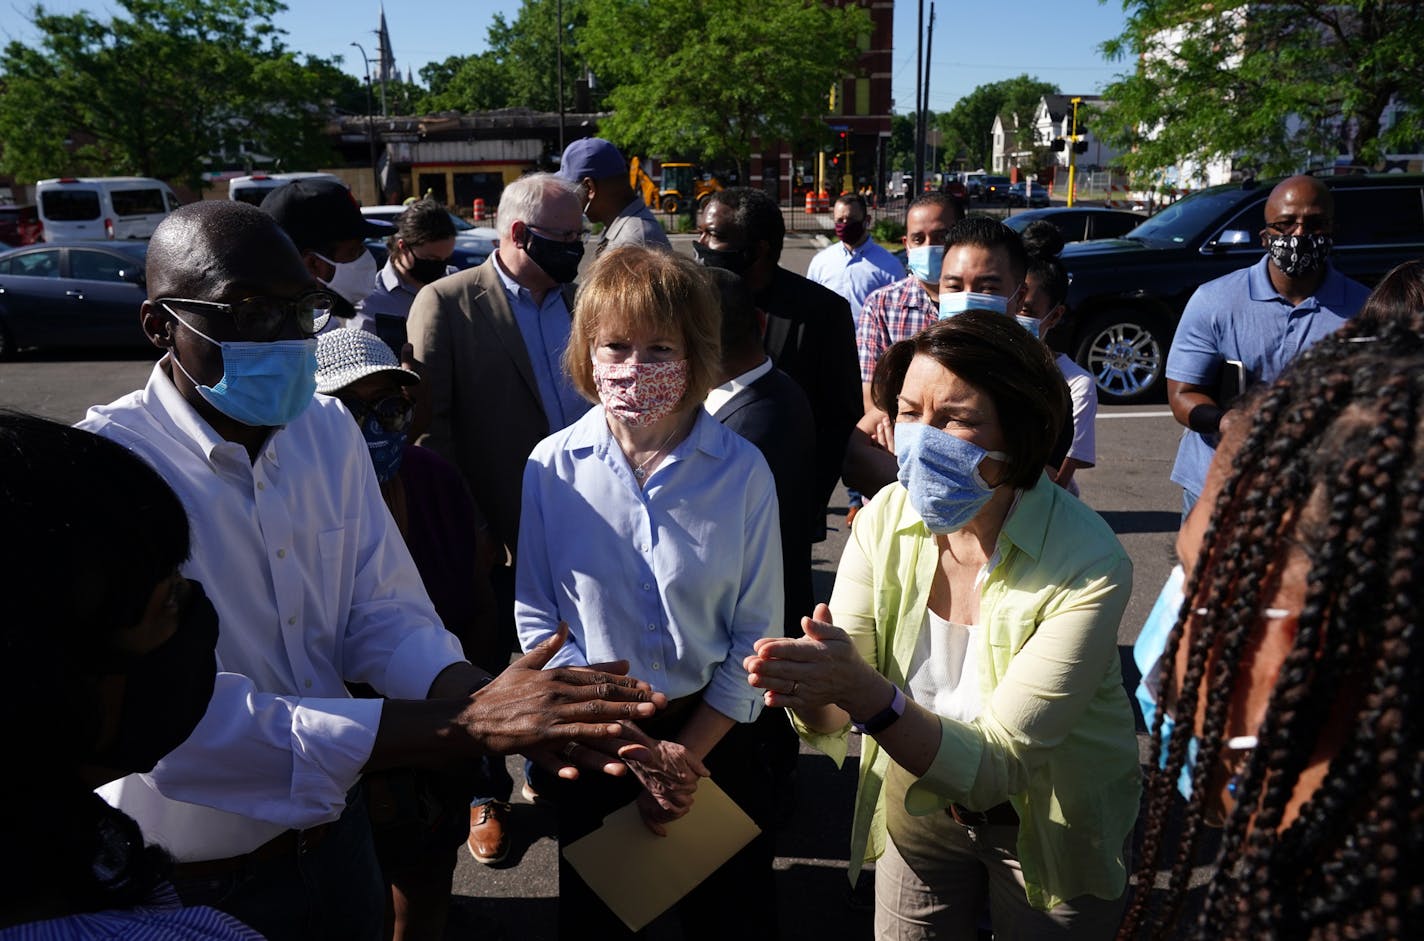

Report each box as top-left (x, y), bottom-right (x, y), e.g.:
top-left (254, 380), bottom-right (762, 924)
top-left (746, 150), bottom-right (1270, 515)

top-left (1126, 314), bottom-right (1424, 939)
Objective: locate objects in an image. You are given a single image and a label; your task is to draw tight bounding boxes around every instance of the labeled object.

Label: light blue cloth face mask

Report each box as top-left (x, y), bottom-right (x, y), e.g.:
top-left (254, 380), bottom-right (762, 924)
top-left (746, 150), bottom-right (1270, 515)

top-left (894, 421), bottom-right (1008, 534)
top-left (168, 311), bottom-right (318, 428)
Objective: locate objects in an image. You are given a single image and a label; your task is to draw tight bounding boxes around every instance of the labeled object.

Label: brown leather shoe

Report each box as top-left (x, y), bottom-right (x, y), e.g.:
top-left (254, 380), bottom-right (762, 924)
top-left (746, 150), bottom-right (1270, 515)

top-left (467, 801), bottom-right (509, 865)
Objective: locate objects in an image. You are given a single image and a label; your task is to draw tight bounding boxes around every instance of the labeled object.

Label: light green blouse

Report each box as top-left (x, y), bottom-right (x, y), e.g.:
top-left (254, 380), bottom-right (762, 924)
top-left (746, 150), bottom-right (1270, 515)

top-left (796, 476), bottom-right (1140, 911)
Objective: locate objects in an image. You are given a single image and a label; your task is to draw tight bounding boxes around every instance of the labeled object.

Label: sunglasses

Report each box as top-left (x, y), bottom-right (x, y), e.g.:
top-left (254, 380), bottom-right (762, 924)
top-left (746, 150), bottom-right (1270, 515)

top-left (338, 393), bottom-right (414, 434)
top-left (157, 291), bottom-right (335, 341)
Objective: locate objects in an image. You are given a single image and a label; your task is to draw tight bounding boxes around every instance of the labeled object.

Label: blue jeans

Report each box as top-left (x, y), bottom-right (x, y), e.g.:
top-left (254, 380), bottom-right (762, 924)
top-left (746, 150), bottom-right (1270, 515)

top-left (1181, 488), bottom-right (1200, 525)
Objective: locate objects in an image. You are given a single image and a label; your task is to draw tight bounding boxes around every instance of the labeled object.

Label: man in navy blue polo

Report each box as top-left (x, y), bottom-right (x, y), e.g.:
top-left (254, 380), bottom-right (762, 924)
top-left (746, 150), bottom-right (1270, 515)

top-left (1165, 175), bottom-right (1370, 516)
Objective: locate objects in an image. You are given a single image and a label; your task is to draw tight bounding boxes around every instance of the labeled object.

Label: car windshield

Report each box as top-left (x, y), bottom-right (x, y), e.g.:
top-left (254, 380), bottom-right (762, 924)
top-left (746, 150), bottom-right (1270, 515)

top-left (1127, 188), bottom-right (1257, 246)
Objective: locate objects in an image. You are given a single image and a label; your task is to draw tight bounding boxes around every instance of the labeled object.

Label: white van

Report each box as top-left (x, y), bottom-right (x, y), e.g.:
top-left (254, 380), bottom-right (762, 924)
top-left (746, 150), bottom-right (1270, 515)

top-left (227, 172), bottom-right (343, 206)
top-left (35, 177), bottom-right (181, 242)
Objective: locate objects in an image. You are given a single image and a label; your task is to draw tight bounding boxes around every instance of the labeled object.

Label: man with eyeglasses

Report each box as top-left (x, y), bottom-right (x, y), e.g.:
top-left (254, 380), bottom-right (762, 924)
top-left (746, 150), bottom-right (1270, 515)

top-left (695, 186), bottom-right (862, 542)
top-left (1165, 175), bottom-right (1370, 517)
top-left (76, 201), bottom-right (664, 941)
top-left (406, 172), bottom-right (591, 863)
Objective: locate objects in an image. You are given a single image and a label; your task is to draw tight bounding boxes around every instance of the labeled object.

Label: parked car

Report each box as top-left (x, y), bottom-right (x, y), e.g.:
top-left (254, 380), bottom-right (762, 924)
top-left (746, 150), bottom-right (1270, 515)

top-left (0, 241), bottom-right (150, 357)
top-left (1006, 182), bottom-right (1051, 208)
top-left (360, 205), bottom-right (498, 270)
top-left (35, 177), bottom-right (180, 242)
top-left (0, 205), bottom-right (43, 247)
top-left (1004, 207), bottom-right (1145, 243)
top-left (1053, 173), bottom-right (1424, 404)
top-left (978, 175), bottom-right (1013, 202)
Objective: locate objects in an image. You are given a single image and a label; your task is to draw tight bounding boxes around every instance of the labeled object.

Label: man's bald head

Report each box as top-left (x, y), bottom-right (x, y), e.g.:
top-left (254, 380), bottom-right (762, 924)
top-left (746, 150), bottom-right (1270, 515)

top-left (1265, 174), bottom-right (1334, 224)
top-left (146, 200), bottom-right (310, 301)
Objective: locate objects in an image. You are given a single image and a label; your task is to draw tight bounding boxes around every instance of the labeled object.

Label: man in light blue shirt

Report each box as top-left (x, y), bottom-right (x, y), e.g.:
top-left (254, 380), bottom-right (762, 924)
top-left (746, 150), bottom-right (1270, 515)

top-left (806, 193), bottom-right (904, 317)
top-left (1166, 175), bottom-right (1369, 515)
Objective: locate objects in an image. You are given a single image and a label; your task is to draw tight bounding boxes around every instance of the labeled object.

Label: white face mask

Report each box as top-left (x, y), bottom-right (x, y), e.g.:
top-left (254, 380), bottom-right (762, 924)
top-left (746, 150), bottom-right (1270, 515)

top-left (312, 249), bottom-right (378, 306)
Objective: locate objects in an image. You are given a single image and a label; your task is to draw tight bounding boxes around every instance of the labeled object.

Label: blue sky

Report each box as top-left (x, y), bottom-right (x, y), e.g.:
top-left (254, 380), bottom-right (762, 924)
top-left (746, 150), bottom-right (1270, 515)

top-left (2, 1), bottom-right (1134, 114)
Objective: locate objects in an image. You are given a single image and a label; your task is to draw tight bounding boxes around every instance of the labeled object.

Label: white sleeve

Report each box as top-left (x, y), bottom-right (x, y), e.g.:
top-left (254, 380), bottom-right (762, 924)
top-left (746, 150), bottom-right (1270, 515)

top-left (142, 673), bottom-right (383, 829)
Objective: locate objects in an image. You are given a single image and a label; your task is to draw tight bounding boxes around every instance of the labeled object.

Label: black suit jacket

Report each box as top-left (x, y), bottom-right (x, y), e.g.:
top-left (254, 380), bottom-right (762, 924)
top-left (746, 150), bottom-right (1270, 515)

top-left (714, 366), bottom-right (817, 637)
top-left (755, 267), bottom-right (862, 539)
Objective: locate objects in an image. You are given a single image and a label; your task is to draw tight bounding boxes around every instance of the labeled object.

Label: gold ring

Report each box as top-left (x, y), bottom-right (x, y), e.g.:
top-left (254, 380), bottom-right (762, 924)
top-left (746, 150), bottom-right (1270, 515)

top-left (790, 680), bottom-right (799, 696)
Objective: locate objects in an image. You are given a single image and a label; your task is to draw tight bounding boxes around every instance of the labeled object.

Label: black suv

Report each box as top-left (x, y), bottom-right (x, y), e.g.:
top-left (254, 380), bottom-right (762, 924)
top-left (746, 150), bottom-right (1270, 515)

top-left (1056, 174), bottom-right (1424, 403)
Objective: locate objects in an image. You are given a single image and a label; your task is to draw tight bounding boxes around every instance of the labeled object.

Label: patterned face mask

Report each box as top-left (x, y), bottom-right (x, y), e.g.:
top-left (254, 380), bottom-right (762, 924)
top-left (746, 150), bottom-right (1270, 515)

top-left (592, 359), bottom-right (689, 427)
top-left (1265, 232), bottom-right (1332, 278)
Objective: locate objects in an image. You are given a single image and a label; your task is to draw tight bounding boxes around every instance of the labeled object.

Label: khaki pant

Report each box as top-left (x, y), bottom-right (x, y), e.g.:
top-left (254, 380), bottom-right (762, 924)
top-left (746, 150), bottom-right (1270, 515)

top-left (875, 764), bottom-right (1125, 941)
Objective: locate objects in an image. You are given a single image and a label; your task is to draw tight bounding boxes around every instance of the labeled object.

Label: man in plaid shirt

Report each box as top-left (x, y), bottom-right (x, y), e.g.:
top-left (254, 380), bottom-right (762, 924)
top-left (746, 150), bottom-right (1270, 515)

top-left (847, 191), bottom-right (962, 495)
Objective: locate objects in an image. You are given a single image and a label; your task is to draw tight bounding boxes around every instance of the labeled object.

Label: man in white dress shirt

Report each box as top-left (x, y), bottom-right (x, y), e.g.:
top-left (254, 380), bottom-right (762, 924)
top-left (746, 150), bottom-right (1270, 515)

top-left (78, 201), bottom-right (662, 941)
top-left (805, 192), bottom-right (903, 316)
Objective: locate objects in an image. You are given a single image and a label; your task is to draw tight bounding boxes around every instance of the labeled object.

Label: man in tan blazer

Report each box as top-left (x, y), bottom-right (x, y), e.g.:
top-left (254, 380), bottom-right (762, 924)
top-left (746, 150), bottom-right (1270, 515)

top-left (406, 171), bottom-right (590, 866)
top-left (408, 172), bottom-right (588, 559)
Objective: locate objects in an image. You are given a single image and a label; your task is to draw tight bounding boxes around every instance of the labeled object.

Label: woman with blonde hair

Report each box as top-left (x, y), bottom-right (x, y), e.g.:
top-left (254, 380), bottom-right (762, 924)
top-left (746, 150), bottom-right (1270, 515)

top-left (516, 246), bottom-right (783, 939)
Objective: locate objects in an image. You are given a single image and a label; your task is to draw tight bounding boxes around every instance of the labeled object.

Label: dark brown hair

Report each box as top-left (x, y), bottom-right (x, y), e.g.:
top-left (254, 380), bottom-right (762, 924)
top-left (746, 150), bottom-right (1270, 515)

top-left (870, 310), bottom-right (1067, 489)
top-left (1358, 259), bottom-right (1424, 329)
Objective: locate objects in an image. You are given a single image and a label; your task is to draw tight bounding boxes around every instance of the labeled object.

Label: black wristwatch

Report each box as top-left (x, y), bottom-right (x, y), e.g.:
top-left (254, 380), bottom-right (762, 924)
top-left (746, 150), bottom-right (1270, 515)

top-left (852, 683), bottom-right (907, 735)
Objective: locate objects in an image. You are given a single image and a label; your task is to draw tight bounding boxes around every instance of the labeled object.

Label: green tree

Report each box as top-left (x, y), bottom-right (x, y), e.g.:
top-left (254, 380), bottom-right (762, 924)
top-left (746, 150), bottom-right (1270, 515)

top-left (417, 0), bottom-right (591, 114)
top-left (1098, 0), bottom-right (1424, 177)
top-left (0, 0), bottom-right (352, 189)
top-left (934, 75), bottom-right (1057, 171)
top-left (578, 0), bottom-right (871, 176)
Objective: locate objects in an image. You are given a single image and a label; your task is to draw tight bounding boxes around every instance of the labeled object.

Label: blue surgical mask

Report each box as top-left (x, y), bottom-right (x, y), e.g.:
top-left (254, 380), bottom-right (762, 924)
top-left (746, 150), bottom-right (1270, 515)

top-left (905, 245), bottom-right (944, 283)
top-left (1136, 566), bottom-right (1267, 806)
top-left (894, 422), bottom-right (1008, 534)
top-left (169, 313), bottom-right (317, 427)
top-left (1134, 565), bottom-right (1197, 799)
top-left (1014, 315), bottom-right (1042, 339)
top-left (939, 291), bottom-right (1008, 318)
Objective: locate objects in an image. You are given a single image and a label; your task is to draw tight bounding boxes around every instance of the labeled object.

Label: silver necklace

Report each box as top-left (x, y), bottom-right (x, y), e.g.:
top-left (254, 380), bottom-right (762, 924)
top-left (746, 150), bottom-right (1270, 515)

top-left (631, 425), bottom-right (680, 481)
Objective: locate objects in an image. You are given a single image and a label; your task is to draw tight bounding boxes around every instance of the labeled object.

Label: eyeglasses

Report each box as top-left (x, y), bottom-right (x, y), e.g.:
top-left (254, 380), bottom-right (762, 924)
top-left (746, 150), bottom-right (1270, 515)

top-left (157, 291), bottom-right (335, 341)
top-left (338, 393), bottom-right (414, 434)
top-left (1264, 218), bottom-right (1330, 236)
top-left (526, 223), bottom-right (583, 242)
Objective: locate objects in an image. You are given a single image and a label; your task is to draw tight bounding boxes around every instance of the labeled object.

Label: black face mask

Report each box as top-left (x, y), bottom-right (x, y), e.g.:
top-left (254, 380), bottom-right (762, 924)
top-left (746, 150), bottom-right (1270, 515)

top-left (692, 239), bottom-right (755, 275)
top-left (91, 581), bottom-right (220, 773)
top-left (406, 255), bottom-right (450, 285)
top-left (522, 229), bottom-right (584, 284)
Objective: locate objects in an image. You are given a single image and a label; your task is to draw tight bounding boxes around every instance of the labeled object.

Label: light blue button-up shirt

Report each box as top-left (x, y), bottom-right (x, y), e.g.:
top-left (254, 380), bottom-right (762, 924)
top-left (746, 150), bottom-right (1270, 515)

top-left (1167, 255), bottom-right (1368, 495)
top-left (514, 406), bottom-right (783, 722)
top-left (493, 257), bottom-right (587, 431)
top-left (806, 237), bottom-right (905, 317)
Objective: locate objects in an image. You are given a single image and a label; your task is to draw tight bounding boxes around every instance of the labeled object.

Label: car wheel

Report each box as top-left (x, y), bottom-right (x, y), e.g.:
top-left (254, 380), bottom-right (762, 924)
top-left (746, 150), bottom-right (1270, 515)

top-left (660, 196), bottom-right (680, 214)
top-left (1075, 310), bottom-right (1169, 405)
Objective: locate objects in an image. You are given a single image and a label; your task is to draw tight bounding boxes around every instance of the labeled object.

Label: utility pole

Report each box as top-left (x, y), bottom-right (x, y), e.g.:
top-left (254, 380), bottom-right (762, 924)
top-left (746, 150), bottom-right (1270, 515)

top-left (556, 0), bottom-right (566, 152)
top-left (351, 42), bottom-right (380, 202)
top-left (912, 0), bottom-right (924, 196)
top-left (1067, 96), bottom-right (1081, 208)
top-left (921, 2), bottom-right (935, 187)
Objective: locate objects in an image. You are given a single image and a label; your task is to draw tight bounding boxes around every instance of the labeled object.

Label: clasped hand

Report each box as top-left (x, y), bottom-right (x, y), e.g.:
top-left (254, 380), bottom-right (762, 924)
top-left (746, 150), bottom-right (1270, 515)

top-left (743, 604), bottom-right (876, 714)
top-left (464, 623), bottom-right (668, 779)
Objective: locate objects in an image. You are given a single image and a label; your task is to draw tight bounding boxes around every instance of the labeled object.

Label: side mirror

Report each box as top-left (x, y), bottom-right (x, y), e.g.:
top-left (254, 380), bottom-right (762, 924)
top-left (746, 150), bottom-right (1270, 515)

top-left (1211, 230), bottom-right (1253, 251)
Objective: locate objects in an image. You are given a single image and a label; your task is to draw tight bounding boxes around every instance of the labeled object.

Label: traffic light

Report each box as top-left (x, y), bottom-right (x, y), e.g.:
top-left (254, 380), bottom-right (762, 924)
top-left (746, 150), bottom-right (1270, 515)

top-left (1051, 138), bottom-right (1065, 152)
top-left (1073, 140), bottom-right (1088, 154)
